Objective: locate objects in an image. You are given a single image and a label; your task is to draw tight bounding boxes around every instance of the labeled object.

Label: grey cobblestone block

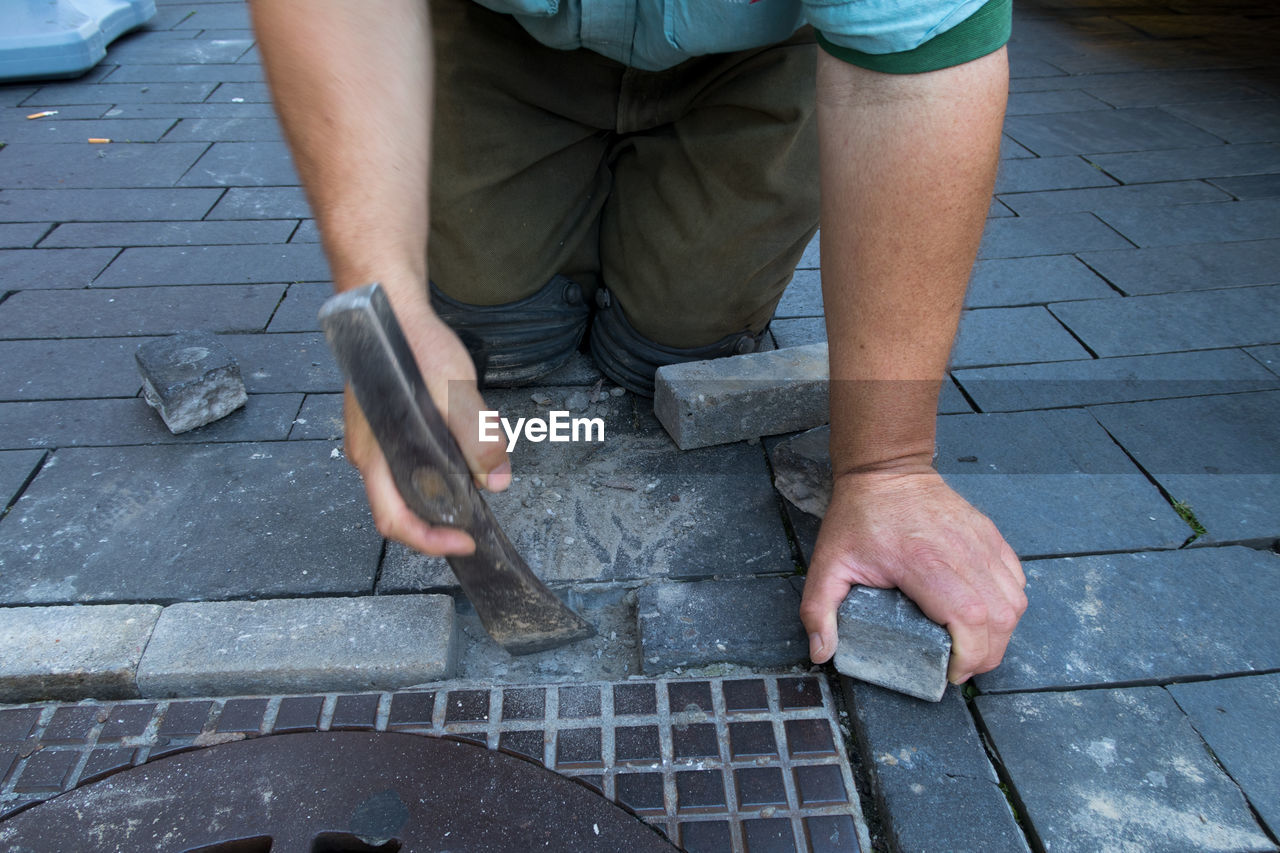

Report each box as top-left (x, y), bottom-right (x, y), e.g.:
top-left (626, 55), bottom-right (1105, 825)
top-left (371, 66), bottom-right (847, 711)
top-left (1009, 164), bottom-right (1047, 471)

top-left (136, 596), bottom-right (456, 697)
top-left (0, 248), bottom-right (118, 289)
top-left (1082, 77), bottom-right (1266, 108)
top-left (953, 349), bottom-right (1280, 412)
top-left (161, 116), bottom-right (284, 142)
top-left (835, 587), bottom-right (950, 702)
top-left (774, 268), bottom-right (822, 317)
top-left (654, 343), bottom-right (829, 449)
top-left (1078, 239), bottom-right (1280, 294)
top-left (999, 180), bottom-right (1230, 216)
top-left (1050, 284), bottom-right (1280, 355)
top-left (287, 393), bottom-right (342, 440)
top-left (951, 307), bottom-right (1090, 368)
top-left (205, 82), bottom-right (272, 102)
top-left (104, 101), bottom-right (279, 119)
top-left (136, 331), bottom-right (247, 433)
top-left (988, 199), bottom-right (1014, 218)
top-left (1090, 391), bottom-right (1280, 544)
top-left (770, 317), bottom-right (825, 349)
top-left (966, 256), bottom-right (1117, 308)
top-left (265, 282), bottom-right (328, 332)
top-left (1097, 198), bottom-right (1280, 247)
top-left (103, 63), bottom-right (265, 83)
top-left (1169, 674), bottom-right (1280, 836)
top-left (0, 442), bottom-right (380, 604)
top-left (999, 135), bottom-right (1036, 159)
top-left (0, 284), bottom-right (285, 338)
top-left (0, 118), bottom-right (175, 144)
top-left (975, 688), bottom-right (1276, 853)
top-left (206, 186), bottom-right (311, 219)
top-left (0, 450), bottom-right (44, 507)
top-left (1247, 345), bottom-right (1280, 376)
top-left (978, 212), bottom-right (1131, 259)
top-left (0, 224), bottom-right (50, 248)
top-left (171, 3), bottom-right (251, 29)
top-left (291, 219), bottom-right (319, 242)
top-left (1004, 108), bottom-right (1223, 156)
top-left (1005, 89), bottom-right (1109, 115)
top-left (1, 104), bottom-right (111, 122)
top-left (0, 338), bottom-right (150, 400)
top-left (841, 680), bottom-right (1029, 853)
top-left (0, 188), bottom-right (221, 222)
top-left (40, 219), bottom-right (296, 248)
top-left (0, 142), bottom-right (209, 189)
top-left (977, 548), bottom-right (1280, 693)
top-left (1087, 142), bottom-right (1280, 183)
top-left (0, 604), bottom-right (161, 703)
top-left (217, 332), bottom-right (342, 394)
top-left (994, 156), bottom-right (1119, 194)
top-left (1164, 99), bottom-right (1280, 144)
top-left (102, 36), bottom-right (253, 64)
top-left (636, 578), bottom-right (806, 675)
top-left (1209, 174), bottom-right (1280, 200)
top-left (22, 82), bottom-right (217, 105)
top-left (95, 243), bottom-right (329, 286)
top-left (178, 140), bottom-right (300, 187)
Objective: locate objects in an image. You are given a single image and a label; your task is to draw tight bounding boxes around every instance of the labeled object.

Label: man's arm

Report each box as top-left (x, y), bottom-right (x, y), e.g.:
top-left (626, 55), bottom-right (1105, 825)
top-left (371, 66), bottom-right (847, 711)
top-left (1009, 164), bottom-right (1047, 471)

top-left (800, 47), bottom-right (1027, 684)
top-left (249, 0), bottom-right (511, 555)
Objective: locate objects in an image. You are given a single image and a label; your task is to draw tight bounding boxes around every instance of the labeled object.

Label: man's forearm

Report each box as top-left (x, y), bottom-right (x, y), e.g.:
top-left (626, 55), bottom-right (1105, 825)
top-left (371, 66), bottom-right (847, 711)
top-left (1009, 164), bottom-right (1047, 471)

top-left (816, 48), bottom-right (1008, 475)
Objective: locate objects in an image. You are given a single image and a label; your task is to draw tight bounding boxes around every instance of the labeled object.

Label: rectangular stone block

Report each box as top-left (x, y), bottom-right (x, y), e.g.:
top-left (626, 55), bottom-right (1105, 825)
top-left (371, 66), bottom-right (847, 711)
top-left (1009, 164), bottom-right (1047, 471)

top-left (39, 219), bottom-right (296, 248)
top-left (1087, 142), bottom-right (1280, 184)
top-left (105, 64), bottom-right (266, 84)
top-left (288, 393), bottom-right (342, 440)
top-left (94, 244), bottom-right (329, 286)
top-left (101, 37), bottom-right (254, 64)
top-left (654, 343), bottom-right (829, 450)
top-left (0, 248), bottom-right (119, 289)
top-left (994, 155), bottom-right (1119, 194)
top-left (978, 211), bottom-right (1131, 259)
top-left (136, 331), bottom-right (248, 433)
top-left (206, 186), bottom-right (312, 220)
top-left (0, 118), bottom-right (175, 145)
top-left (951, 306), bottom-right (1090, 368)
top-left (0, 450), bottom-right (44, 507)
top-left (966, 256), bottom-right (1117, 308)
top-left (136, 596), bottom-right (456, 697)
top-left (178, 141), bottom-right (301, 187)
top-left (267, 282), bottom-right (331, 333)
top-left (0, 142), bottom-right (209, 190)
top-left (1077, 239), bottom-right (1280, 295)
top-left (161, 116), bottom-right (285, 143)
top-left (0, 604), bottom-right (161, 703)
top-left (0, 188), bottom-right (222, 223)
top-left (23, 82), bottom-right (217, 106)
top-left (0, 224), bottom-right (50, 249)
top-left (216, 332), bottom-right (343, 394)
top-left (1004, 108), bottom-right (1222, 156)
top-left (637, 578), bottom-right (806, 675)
top-left (1097, 198), bottom-right (1280, 248)
top-left (834, 586), bottom-right (950, 702)
top-left (999, 180), bottom-right (1229, 217)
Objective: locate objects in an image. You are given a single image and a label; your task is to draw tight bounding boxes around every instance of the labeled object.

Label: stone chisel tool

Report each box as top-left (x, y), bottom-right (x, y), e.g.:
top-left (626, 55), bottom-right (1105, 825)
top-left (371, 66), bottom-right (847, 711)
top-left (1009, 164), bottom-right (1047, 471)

top-left (319, 283), bottom-right (595, 654)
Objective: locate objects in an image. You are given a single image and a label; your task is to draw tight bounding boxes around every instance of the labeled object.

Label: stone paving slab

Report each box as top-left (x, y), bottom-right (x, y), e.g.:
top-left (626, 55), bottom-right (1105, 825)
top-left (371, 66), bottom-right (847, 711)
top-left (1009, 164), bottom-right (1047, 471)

top-left (775, 269), bottom-right (822, 317)
top-left (287, 393), bottom-right (342, 440)
top-left (1164, 99), bottom-right (1280, 144)
top-left (1090, 391), bottom-right (1280, 543)
top-left (99, 35), bottom-right (254, 64)
top-left (0, 118), bottom-right (176, 145)
top-left (976, 547), bottom-right (1280, 693)
top-left (977, 212), bottom-right (1131, 259)
top-left (103, 101), bottom-right (279, 119)
top-left (95, 243), bottom-right (328, 286)
top-left (204, 185), bottom-right (311, 219)
top-left (1077, 239), bottom-right (1280, 295)
top-left (1096, 198), bottom-right (1280, 247)
top-left (993, 156), bottom-right (1119, 195)
top-left (1086, 142), bottom-right (1280, 184)
top-left (0, 605), bottom-right (161, 703)
top-left (1248, 345), bottom-right (1280, 376)
top-left (965, 256), bottom-right (1117, 308)
top-left (217, 332), bottom-right (342, 394)
top-left (0, 442), bottom-right (379, 604)
top-left (1050, 285), bottom-right (1280, 356)
top-left (39, 219), bottom-right (296, 248)
top-left (0, 225), bottom-right (49, 249)
top-left (178, 140), bottom-right (301, 187)
top-left (950, 306), bottom-right (1091, 368)
top-left (1003, 108), bottom-right (1224, 156)
top-left (0, 188), bottom-right (222, 223)
top-left (265, 281), bottom-right (330, 332)
top-left (0, 338), bottom-right (149, 400)
top-left (1005, 88), bottom-right (1109, 115)
top-left (0, 249), bottom-right (118, 290)
top-left (998, 180), bottom-right (1230, 217)
top-left (0, 451), bottom-right (43, 509)
top-left (953, 349), bottom-right (1280, 412)
top-left (103, 63), bottom-right (266, 83)
top-left (975, 688), bottom-right (1276, 853)
top-left (841, 681), bottom-right (1029, 853)
top-left (1211, 174), bottom-right (1280, 199)
top-left (0, 284), bottom-right (285, 338)
top-left (19, 83), bottom-right (218, 106)
top-left (161, 115), bottom-right (284, 142)
top-left (137, 596), bottom-right (457, 697)
top-left (1168, 673), bottom-right (1280, 837)
top-left (0, 143), bottom-right (210, 191)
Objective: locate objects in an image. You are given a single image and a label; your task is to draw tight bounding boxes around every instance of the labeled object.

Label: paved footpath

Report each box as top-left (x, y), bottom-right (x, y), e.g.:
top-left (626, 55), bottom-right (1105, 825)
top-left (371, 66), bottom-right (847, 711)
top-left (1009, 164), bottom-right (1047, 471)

top-left (1, 0), bottom-right (1278, 850)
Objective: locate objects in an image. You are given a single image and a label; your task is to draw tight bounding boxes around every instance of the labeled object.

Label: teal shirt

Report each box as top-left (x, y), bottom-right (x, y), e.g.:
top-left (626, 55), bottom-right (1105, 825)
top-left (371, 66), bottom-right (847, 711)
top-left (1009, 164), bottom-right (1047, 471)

top-left (471, 0), bottom-right (1011, 73)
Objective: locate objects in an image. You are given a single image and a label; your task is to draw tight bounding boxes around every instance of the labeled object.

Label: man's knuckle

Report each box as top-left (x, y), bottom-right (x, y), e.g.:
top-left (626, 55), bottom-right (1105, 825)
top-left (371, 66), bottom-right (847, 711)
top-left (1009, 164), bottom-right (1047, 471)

top-left (954, 599), bottom-right (988, 627)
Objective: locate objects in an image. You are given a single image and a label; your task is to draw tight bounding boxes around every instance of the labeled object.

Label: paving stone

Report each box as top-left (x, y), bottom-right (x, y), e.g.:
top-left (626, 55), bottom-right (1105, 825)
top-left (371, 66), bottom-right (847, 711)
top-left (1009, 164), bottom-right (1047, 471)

top-left (954, 349), bottom-right (1280, 412)
top-left (0, 442), bottom-right (381, 604)
top-left (170, 4), bottom-right (252, 29)
top-left (12, 750), bottom-right (78, 794)
top-left (95, 243), bottom-right (329, 286)
top-left (978, 547), bottom-right (1280, 693)
top-left (267, 281), bottom-right (330, 332)
top-left (137, 595), bottom-right (456, 697)
top-left (977, 212), bottom-right (1131, 259)
top-left (0, 118), bottom-right (175, 144)
top-left (0, 450), bottom-right (44, 507)
top-left (654, 343), bottom-right (829, 449)
top-left (21, 82), bottom-right (217, 105)
top-left (205, 81), bottom-right (272, 102)
top-left (40, 219), bottom-right (295, 248)
top-left (291, 219), bottom-right (319, 242)
top-left (41, 705), bottom-right (102, 744)
top-left (1090, 391), bottom-right (1280, 543)
top-left (841, 680), bottom-right (1028, 853)
top-left (103, 63), bottom-right (265, 83)
top-left (975, 688), bottom-right (1276, 853)
top-left (215, 697), bottom-right (268, 734)
top-left (769, 317), bottom-right (825, 349)
top-left (1081, 77), bottom-right (1267, 109)
top-left (1098, 198), bottom-right (1280, 248)
top-left (769, 426), bottom-right (832, 516)
top-left (1169, 673), bottom-right (1280, 836)
top-left (136, 331), bottom-right (247, 433)
top-left (157, 700), bottom-right (213, 736)
top-left (0, 188), bottom-right (221, 222)
top-left (999, 135), bottom-right (1036, 159)
top-left (835, 586), bottom-right (950, 702)
top-left (1087, 142), bottom-right (1280, 183)
top-left (1077, 239), bottom-right (1280, 294)
top-left (0, 604), bottom-right (160, 703)
top-left (1, 105), bottom-right (112, 122)
top-left (636, 578), bottom-right (806, 675)
top-left (935, 409), bottom-right (1190, 557)
top-left (205, 186), bottom-right (311, 219)
top-left (1050, 285), bottom-right (1280, 356)
top-left (1209, 174), bottom-right (1280, 200)
top-left (999, 180), bottom-right (1230, 217)
top-left (381, 389), bottom-right (792, 589)
top-left (0, 224), bottom-right (50, 248)
top-left (1004, 109), bottom-right (1224, 156)
top-left (965, 256), bottom-right (1117, 308)
top-left (78, 747), bottom-right (137, 784)
top-left (1163, 99), bottom-right (1280, 144)
top-left (951, 307), bottom-right (1090, 368)
top-left (1005, 89), bottom-right (1110, 115)
top-left (0, 284), bottom-right (285, 338)
top-left (774, 269), bottom-right (822, 317)
top-left (1247, 344), bottom-right (1280, 376)
top-left (988, 199), bottom-right (1014, 218)
top-left (160, 116), bottom-right (283, 143)
top-left (99, 702), bottom-right (154, 738)
top-left (330, 694), bottom-right (381, 730)
top-left (102, 101), bottom-right (279, 119)
top-left (0, 248), bottom-right (118, 289)
top-left (102, 36), bottom-right (254, 64)
top-left (994, 156), bottom-right (1119, 194)
top-left (273, 696), bottom-right (324, 733)
top-left (178, 141), bottom-right (300, 187)
top-left (288, 393), bottom-right (342, 440)
top-left (0, 142), bottom-right (209, 190)
top-left (218, 333), bottom-right (342, 394)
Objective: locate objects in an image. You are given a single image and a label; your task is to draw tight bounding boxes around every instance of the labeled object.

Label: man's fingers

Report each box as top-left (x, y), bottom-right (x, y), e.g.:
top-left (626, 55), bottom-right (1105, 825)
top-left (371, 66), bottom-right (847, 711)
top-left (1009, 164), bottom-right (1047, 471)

top-left (896, 564), bottom-right (990, 684)
top-left (798, 563), bottom-right (851, 664)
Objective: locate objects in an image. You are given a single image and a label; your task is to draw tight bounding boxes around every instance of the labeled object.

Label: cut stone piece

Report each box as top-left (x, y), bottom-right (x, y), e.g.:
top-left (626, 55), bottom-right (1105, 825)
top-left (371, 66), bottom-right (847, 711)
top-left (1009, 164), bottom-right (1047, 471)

top-left (770, 425), bottom-right (832, 516)
top-left (136, 595), bottom-right (457, 697)
top-left (135, 330), bottom-right (247, 433)
top-left (834, 586), bottom-right (951, 702)
top-left (0, 604), bottom-right (161, 703)
top-left (653, 343), bottom-right (828, 450)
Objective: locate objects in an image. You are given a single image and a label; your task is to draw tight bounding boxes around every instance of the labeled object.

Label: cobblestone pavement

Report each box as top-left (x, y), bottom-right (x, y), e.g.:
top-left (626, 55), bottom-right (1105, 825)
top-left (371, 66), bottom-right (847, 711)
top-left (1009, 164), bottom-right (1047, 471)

top-left (1, 0), bottom-right (1278, 850)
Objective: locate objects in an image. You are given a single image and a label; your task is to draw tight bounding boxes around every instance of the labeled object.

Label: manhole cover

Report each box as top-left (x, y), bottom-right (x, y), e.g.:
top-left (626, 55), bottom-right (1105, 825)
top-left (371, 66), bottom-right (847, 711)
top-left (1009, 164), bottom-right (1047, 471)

top-left (0, 731), bottom-right (678, 851)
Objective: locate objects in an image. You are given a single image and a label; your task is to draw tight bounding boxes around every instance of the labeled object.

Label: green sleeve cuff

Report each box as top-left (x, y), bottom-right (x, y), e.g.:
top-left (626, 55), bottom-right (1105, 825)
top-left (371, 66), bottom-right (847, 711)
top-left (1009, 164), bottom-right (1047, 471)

top-left (817, 0), bottom-right (1011, 74)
